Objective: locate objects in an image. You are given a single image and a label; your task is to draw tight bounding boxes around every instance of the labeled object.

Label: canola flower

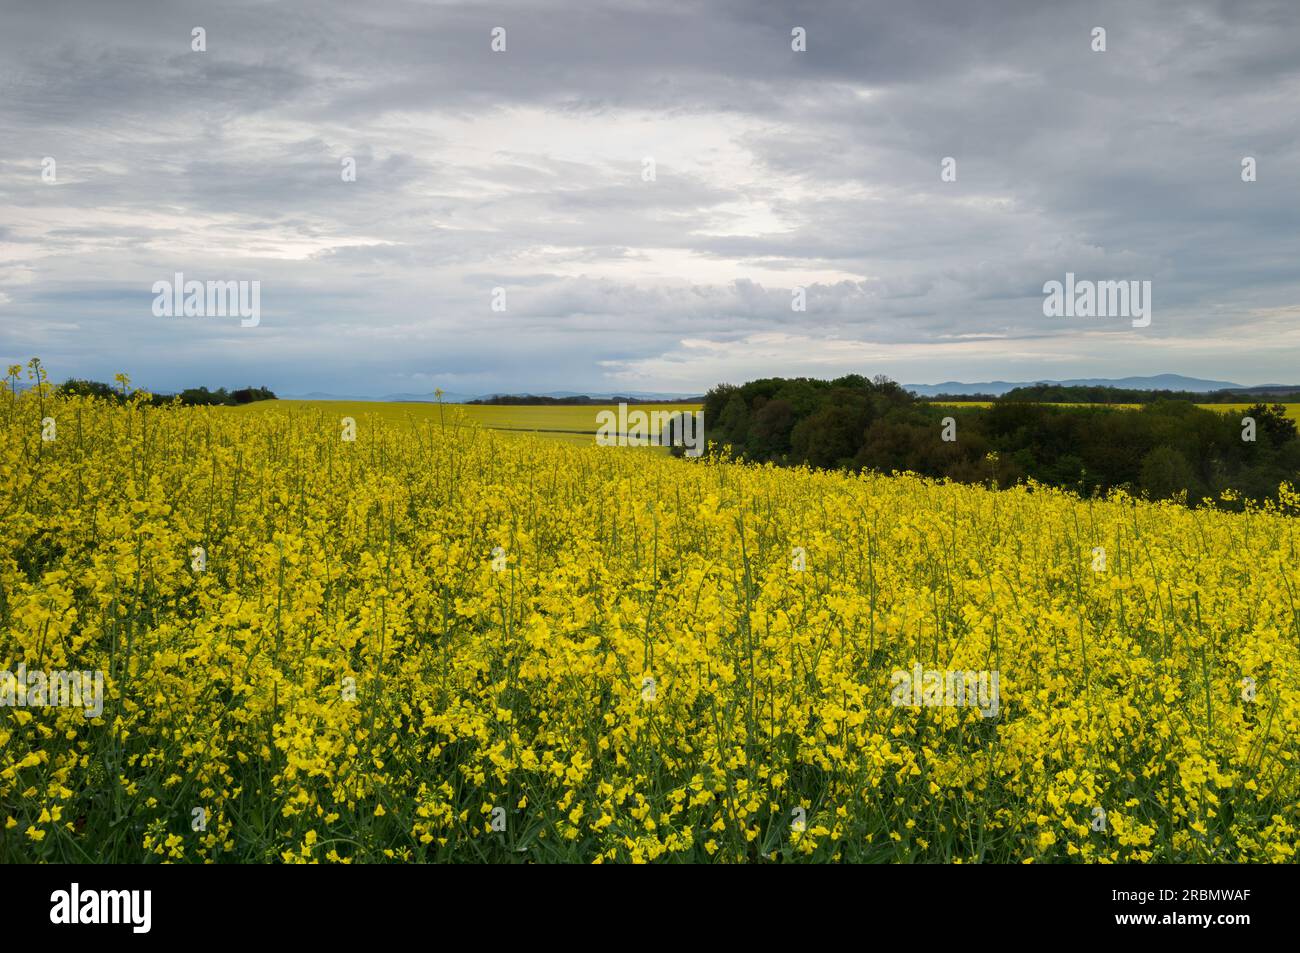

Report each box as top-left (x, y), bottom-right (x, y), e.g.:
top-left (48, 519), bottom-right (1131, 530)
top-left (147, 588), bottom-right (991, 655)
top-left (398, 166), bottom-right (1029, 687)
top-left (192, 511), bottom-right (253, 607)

top-left (1, 387), bottom-right (1298, 863)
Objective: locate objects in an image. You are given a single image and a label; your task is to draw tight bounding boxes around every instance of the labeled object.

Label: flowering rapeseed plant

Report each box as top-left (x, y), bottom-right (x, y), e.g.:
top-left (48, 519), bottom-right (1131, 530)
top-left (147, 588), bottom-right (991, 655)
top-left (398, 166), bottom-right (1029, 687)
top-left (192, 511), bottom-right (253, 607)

top-left (1, 390), bottom-right (1297, 863)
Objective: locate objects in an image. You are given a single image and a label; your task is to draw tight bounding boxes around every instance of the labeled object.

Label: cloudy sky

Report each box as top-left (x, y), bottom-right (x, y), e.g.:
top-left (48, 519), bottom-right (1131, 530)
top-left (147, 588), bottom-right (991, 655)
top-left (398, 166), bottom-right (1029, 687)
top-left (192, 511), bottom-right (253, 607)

top-left (3, 0), bottom-right (1299, 396)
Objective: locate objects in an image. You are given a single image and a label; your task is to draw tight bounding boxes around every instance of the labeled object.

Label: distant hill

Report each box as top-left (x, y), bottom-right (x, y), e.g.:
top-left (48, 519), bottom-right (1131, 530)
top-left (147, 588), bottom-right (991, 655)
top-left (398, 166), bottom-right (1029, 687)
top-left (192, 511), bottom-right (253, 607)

top-left (283, 391), bottom-right (479, 403)
top-left (382, 392), bottom-right (480, 403)
top-left (906, 374), bottom-right (1242, 397)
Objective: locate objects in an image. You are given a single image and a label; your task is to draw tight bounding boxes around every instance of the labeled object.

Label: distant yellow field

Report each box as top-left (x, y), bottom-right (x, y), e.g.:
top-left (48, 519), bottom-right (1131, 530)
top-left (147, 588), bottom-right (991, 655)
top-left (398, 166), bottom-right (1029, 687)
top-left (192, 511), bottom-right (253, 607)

top-left (232, 400), bottom-right (705, 448)
top-left (1207, 402), bottom-right (1300, 420)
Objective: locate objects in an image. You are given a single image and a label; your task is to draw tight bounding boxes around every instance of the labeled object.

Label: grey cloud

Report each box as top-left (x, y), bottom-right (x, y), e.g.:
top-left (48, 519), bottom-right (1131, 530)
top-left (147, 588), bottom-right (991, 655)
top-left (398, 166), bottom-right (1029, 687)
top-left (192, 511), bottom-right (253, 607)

top-left (1, 0), bottom-right (1298, 393)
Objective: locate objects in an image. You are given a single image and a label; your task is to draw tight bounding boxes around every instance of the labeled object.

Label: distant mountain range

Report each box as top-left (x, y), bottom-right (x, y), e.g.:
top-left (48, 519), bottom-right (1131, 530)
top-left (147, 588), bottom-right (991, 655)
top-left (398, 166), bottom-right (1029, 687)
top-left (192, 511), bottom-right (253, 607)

top-left (284, 390), bottom-right (481, 403)
top-left (903, 374), bottom-right (1247, 397)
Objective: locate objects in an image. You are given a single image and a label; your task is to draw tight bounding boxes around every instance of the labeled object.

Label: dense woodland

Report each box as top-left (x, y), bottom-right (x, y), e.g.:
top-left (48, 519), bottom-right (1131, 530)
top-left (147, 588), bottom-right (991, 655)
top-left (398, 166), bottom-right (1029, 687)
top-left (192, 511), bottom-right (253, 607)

top-left (56, 379), bottom-right (277, 407)
top-left (700, 375), bottom-right (1300, 506)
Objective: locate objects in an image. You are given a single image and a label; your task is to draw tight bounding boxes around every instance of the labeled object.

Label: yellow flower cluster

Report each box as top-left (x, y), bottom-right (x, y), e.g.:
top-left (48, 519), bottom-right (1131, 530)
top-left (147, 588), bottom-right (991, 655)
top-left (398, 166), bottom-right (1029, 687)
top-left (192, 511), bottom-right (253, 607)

top-left (2, 393), bottom-right (1297, 862)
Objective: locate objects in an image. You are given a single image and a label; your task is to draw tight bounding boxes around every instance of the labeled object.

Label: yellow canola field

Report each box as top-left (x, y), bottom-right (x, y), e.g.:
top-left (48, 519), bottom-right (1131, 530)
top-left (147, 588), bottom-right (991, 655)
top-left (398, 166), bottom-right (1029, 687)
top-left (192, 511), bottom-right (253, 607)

top-left (234, 399), bottom-right (703, 446)
top-left (2, 395), bottom-right (1298, 863)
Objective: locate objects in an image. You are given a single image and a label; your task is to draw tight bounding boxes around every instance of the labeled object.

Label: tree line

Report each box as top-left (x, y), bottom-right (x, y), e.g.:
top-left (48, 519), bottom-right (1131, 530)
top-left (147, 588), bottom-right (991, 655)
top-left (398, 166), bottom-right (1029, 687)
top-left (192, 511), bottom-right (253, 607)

top-left (56, 379), bottom-right (277, 407)
top-left (699, 375), bottom-right (1300, 506)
